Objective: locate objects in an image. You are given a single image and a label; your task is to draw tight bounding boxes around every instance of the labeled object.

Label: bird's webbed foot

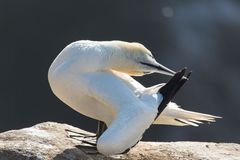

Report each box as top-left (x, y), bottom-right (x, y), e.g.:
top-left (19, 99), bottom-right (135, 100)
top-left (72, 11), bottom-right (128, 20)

top-left (65, 121), bottom-right (107, 155)
top-left (65, 129), bottom-right (97, 147)
top-left (65, 129), bottom-right (97, 138)
top-left (68, 130), bottom-right (98, 154)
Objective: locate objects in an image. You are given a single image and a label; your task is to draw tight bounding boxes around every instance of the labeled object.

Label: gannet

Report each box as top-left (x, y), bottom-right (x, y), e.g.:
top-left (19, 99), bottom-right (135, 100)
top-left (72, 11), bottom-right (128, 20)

top-left (48, 40), bottom-right (221, 155)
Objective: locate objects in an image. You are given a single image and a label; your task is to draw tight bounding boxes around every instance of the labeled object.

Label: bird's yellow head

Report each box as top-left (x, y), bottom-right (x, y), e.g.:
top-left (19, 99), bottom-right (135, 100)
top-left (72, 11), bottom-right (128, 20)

top-left (107, 41), bottom-right (175, 76)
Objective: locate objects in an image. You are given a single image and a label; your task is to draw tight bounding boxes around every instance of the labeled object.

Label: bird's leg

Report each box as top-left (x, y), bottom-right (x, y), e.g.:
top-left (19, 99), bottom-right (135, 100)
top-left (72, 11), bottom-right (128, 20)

top-left (74, 121), bottom-right (107, 155)
top-left (65, 124), bottom-right (98, 148)
top-left (65, 129), bottom-right (96, 139)
top-left (66, 121), bottom-right (107, 154)
top-left (96, 121), bottom-right (107, 140)
top-left (65, 120), bottom-right (107, 140)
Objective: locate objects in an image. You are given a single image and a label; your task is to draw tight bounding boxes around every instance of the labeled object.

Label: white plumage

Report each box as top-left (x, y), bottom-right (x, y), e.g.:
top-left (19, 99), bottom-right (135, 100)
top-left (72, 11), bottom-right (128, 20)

top-left (48, 40), bottom-right (220, 155)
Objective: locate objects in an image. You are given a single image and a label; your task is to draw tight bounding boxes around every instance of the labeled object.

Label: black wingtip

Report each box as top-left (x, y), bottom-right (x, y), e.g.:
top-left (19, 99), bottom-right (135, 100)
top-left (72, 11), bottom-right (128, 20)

top-left (186, 71), bottom-right (192, 78)
top-left (156, 68), bottom-right (190, 119)
top-left (180, 68), bottom-right (187, 76)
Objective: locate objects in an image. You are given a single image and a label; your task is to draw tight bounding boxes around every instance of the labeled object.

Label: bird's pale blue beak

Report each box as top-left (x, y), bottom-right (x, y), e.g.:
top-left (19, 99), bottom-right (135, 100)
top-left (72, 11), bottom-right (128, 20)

top-left (140, 61), bottom-right (175, 76)
top-left (155, 63), bottom-right (176, 76)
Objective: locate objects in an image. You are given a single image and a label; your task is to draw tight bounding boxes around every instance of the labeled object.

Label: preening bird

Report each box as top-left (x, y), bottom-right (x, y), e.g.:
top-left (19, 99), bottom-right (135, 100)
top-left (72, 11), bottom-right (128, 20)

top-left (48, 40), bottom-right (221, 155)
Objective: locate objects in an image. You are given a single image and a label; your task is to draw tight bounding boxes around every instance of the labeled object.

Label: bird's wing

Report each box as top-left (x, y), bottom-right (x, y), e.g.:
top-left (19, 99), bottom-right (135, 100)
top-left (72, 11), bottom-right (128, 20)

top-left (84, 71), bottom-right (143, 112)
top-left (111, 70), bottom-right (165, 96)
top-left (111, 70), bottom-right (145, 92)
top-left (154, 102), bottom-right (221, 126)
top-left (83, 71), bottom-right (158, 155)
top-left (143, 83), bottom-right (165, 95)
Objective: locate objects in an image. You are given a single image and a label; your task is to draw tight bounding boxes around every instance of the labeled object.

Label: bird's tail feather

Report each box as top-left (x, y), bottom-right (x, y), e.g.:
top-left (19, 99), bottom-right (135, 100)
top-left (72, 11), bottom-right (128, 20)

top-left (154, 102), bottom-right (221, 126)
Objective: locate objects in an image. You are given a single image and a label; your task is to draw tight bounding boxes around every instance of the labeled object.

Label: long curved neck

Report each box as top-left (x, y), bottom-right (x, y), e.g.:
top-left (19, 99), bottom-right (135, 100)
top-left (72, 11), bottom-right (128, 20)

top-left (49, 41), bottom-right (132, 75)
top-left (98, 42), bottom-right (129, 71)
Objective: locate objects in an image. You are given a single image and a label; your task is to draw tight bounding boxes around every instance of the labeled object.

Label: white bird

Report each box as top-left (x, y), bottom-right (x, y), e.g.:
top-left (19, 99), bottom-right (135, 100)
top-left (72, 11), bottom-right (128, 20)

top-left (48, 40), bottom-right (221, 155)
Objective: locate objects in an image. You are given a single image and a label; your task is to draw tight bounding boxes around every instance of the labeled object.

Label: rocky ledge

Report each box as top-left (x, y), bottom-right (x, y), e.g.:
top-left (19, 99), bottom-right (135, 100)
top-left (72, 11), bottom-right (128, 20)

top-left (0, 122), bottom-right (239, 160)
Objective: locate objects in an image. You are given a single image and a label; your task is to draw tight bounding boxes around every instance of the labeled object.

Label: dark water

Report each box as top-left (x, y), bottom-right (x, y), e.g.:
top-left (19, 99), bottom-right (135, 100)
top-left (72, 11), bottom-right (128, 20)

top-left (0, 0), bottom-right (239, 143)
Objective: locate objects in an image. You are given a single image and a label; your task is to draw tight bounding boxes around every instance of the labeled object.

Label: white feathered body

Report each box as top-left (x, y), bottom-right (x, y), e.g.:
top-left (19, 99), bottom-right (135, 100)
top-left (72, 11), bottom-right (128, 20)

top-left (48, 40), bottom-right (220, 155)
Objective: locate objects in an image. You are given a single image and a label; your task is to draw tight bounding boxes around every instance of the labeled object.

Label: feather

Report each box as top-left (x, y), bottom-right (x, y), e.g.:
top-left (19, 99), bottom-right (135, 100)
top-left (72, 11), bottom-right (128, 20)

top-left (154, 102), bottom-right (221, 126)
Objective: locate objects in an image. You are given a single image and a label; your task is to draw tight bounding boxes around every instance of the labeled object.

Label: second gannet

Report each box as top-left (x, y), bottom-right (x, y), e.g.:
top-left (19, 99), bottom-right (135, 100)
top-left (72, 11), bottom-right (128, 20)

top-left (48, 40), bottom-right (221, 155)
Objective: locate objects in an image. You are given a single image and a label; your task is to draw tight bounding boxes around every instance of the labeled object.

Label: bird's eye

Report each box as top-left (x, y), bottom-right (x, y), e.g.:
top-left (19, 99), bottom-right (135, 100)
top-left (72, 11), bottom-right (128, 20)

top-left (147, 53), bottom-right (154, 58)
top-left (150, 54), bottom-right (154, 58)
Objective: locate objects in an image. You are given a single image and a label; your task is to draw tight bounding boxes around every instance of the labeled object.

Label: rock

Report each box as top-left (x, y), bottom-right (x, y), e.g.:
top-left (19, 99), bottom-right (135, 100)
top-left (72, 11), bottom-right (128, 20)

top-left (0, 122), bottom-right (239, 160)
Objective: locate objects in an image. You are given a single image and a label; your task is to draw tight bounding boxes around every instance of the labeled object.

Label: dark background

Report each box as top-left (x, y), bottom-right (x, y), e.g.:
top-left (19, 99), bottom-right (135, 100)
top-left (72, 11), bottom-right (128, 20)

top-left (1, 0), bottom-right (239, 142)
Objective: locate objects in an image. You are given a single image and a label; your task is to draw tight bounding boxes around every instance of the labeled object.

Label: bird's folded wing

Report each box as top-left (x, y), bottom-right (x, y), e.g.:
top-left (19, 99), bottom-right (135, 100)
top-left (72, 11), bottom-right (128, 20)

top-left (82, 71), bottom-right (158, 155)
top-left (84, 71), bottom-right (142, 112)
top-left (111, 70), bottom-right (145, 92)
top-left (111, 70), bottom-right (164, 97)
top-left (97, 106), bottom-right (157, 155)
